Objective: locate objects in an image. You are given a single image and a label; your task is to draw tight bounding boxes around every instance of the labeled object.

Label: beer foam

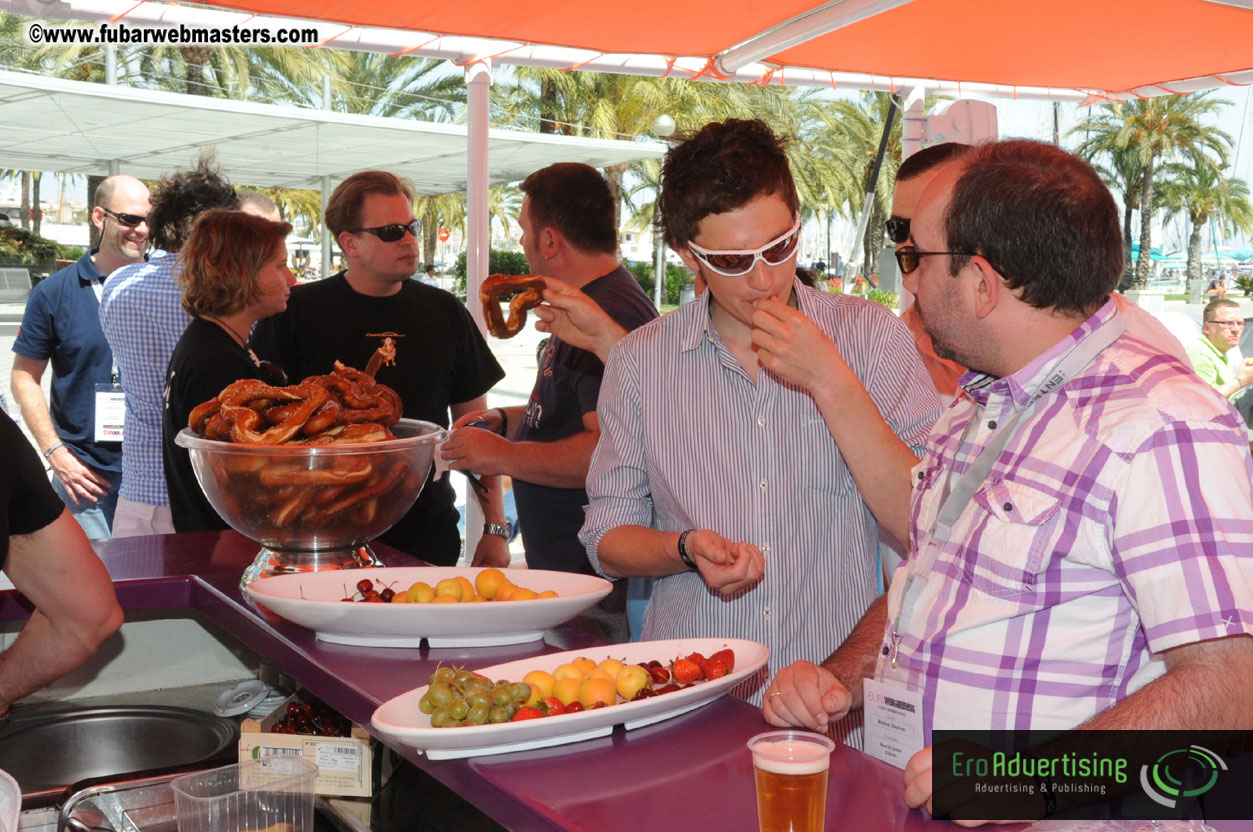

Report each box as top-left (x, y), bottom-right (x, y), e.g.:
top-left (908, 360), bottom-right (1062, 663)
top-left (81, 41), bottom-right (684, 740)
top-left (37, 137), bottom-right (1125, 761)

top-left (751, 740), bottom-right (831, 775)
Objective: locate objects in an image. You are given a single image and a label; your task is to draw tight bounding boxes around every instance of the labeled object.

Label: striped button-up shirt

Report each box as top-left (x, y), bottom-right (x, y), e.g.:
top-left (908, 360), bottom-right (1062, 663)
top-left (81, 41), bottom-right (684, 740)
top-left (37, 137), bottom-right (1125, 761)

top-left (581, 282), bottom-right (940, 702)
top-left (99, 250), bottom-right (191, 506)
top-left (883, 298), bottom-right (1253, 735)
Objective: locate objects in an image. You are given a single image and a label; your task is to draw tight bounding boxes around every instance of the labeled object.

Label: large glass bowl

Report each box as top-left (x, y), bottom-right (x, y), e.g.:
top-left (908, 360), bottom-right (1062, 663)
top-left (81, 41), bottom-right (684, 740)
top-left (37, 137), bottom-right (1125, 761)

top-left (175, 419), bottom-right (447, 588)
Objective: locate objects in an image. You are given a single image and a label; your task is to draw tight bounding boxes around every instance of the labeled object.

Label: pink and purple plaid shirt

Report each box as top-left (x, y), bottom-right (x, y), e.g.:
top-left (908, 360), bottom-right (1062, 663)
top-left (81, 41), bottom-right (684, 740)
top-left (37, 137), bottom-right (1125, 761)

top-left (881, 298), bottom-right (1253, 736)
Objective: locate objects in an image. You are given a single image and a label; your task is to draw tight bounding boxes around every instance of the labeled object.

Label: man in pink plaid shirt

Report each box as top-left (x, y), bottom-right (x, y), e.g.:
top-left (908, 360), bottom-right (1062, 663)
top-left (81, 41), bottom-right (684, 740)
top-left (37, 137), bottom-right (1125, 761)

top-left (759, 139), bottom-right (1253, 819)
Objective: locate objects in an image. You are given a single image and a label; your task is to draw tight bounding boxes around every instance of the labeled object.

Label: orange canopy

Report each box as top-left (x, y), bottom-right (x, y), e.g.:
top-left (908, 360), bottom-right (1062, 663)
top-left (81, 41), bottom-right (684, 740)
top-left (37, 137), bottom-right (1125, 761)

top-left (170, 0), bottom-right (1253, 97)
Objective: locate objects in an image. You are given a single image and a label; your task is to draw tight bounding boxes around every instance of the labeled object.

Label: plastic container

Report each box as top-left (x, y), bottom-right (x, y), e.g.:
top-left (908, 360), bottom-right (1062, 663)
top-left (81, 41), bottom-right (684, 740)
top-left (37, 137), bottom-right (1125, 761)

top-left (170, 758), bottom-right (316, 832)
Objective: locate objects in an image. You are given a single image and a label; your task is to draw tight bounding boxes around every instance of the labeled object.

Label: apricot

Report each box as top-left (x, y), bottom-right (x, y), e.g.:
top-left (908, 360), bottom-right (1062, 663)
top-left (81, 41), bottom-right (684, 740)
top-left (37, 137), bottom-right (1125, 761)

top-left (434, 577), bottom-right (464, 601)
top-left (495, 582), bottom-right (518, 602)
top-left (406, 581), bottom-right (435, 603)
top-left (537, 589), bottom-right (559, 599)
top-left (523, 670), bottom-right (557, 699)
top-left (596, 658), bottom-right (625, 679)
top-left (509, 586), bottom-right (537, 601)
top-left (553, 676), bottom-right (582, 706)
top-left (578, 676), bottom-right (616, 709)
top-left (552, 663), bottom-right (585, 684)
top-left (431, 594), bottom-right (459, 604)
top-left (571, 657), bottom-right (596, 676)
top-left (455, 576), bottom-right (476, 601)
top-left (475, 568), bottom-right (508, 599)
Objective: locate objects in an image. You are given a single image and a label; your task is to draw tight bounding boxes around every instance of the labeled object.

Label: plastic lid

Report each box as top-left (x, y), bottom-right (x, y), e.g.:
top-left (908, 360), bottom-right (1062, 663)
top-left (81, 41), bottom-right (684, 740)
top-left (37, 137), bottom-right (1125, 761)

top-left (213, 680), bottom-right (270, 717)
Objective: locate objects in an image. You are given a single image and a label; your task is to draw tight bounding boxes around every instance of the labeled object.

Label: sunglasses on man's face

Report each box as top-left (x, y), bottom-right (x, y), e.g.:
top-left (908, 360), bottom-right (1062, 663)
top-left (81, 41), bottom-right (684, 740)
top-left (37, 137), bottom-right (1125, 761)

top-left (101, 207), bottom-right (148, 228)
top-left (349, 220), bottom-right (420, 243)
top-left (884, 217), bottom-right (910, 245)
top-left (686, 215), bottom-right (801, 277)
top-left (894, 246), bottom-right (977, 275)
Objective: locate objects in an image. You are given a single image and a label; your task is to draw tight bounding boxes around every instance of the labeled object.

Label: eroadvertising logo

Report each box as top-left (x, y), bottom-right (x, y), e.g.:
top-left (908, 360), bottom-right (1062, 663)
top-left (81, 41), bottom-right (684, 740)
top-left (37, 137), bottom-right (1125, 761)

top-left (1140, 745), bottom-right (1227, 809)
top-left (932, 730), bottom-right (1251, 822)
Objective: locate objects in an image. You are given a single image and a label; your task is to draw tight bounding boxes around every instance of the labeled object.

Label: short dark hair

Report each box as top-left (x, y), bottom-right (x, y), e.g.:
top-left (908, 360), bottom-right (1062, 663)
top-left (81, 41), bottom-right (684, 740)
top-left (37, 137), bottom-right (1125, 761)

top-left (179, 209), bottom-right (291, 317)
top-left (1203, 298), bottom-right (1241, 322)
top-left (325, 171), bottom-right (416, 238)
top-left (236, 189), bottom-right (279, 219)
top-left (897, 142), bottom-right (971, 183)
top-left (147, 157), bottom-right (240, 253)
top-left (944, 140), bottom-right (1122, 315)
top-left (519, 163), bottom-right (617, 255)
top-left (659, 119), bottom-right (799, 250)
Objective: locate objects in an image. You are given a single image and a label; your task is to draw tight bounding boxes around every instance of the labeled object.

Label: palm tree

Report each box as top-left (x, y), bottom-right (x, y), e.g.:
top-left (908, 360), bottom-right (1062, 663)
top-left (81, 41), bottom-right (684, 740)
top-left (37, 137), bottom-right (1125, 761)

top-left (1158, 160), bottom-right (1253, 284)
top-left (1073, 127), bottom-right (1145, 278)
top-left (1073, 94), bottom-right (1232, 289)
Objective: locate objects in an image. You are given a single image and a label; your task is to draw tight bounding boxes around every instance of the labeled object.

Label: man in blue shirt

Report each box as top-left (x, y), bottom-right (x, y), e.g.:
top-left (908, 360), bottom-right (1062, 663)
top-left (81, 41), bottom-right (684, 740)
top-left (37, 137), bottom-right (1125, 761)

top-left (11, 175), bottom-right (150, 540)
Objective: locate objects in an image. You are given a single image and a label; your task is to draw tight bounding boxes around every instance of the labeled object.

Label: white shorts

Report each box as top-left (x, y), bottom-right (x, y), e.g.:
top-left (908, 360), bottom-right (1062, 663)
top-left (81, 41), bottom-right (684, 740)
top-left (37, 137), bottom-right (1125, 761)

top-left (112, 496), bottom-right (175, 537)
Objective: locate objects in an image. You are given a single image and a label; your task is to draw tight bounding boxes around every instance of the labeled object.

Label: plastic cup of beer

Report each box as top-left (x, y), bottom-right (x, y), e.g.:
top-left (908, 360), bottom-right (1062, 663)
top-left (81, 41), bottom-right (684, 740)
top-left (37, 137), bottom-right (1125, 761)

top-left (748, 730), bottom-right (835, 832)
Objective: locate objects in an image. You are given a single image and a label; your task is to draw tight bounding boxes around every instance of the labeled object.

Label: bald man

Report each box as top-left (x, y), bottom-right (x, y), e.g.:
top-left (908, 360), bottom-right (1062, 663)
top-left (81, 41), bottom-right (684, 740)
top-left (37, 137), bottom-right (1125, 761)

top-left (11, 174), bottom-right (150, 540)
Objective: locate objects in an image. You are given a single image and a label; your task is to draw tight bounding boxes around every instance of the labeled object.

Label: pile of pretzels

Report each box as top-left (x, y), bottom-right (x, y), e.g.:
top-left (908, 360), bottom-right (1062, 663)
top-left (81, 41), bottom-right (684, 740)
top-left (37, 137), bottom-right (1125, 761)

top-left (188, 362), bottom-right (419, 537)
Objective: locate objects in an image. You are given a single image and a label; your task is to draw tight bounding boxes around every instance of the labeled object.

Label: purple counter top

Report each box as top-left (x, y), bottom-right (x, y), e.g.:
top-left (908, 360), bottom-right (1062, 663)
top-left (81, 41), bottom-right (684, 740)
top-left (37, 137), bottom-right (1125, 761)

top-left (8, 532), bottom-right (1244, 831)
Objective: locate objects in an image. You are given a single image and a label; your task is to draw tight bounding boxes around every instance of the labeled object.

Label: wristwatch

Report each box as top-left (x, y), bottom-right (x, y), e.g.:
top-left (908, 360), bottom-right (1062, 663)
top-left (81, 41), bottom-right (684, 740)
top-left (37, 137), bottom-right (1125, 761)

top-left (483, 522), bottom-right (511, 538)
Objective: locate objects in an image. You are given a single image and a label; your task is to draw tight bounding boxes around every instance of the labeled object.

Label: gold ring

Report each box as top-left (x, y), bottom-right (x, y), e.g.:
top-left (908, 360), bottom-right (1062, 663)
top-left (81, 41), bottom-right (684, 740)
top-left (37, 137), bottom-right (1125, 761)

top-left (769, 690), bottom-right (782, 699)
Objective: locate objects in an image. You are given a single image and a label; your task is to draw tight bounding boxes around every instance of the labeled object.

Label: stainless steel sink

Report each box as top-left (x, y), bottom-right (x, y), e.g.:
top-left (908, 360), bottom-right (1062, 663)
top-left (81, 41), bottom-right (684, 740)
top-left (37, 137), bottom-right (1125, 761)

top-left (0, 706), bottom-right (238, 804)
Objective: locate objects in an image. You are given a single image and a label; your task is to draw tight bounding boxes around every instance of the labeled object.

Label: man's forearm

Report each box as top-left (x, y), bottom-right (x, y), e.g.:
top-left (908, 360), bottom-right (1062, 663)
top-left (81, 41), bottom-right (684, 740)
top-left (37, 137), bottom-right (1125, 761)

top-left (597, 525), bottom-right (687, 579)
top-left (500, 430), bottom-right (598, 489)
top-left (0, 610), bottom-right (112, 710)
top-left (820, 594), bottom-right (889, 711)
top-left (810, 381), bottom-right (916, 546)
top-left (10, 369), bottom-right (58, 453)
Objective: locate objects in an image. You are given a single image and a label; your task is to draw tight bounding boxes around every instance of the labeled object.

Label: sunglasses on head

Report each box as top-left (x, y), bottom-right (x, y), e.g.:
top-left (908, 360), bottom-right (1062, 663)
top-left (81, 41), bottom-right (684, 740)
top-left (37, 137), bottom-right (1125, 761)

top-left (687, 215), bottom-right (801, 277)
top-left (101, 207), bottom-right (147, 228)
top-left (892, 245), bottom-right (977, 274)
top-left (884, 218), bottom-right (910, 245)
top-left (349, 220), bottom-right (419, 243)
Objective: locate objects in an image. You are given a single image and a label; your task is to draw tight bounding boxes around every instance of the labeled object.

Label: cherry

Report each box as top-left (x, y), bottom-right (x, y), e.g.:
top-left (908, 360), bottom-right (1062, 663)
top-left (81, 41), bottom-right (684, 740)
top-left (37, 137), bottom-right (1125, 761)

top-left (356, 578), bottom-right (374, 593)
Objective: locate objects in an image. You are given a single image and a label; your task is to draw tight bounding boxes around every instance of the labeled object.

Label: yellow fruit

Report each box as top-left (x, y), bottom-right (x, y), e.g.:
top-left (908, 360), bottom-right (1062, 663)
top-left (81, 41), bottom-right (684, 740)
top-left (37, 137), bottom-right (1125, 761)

top-left (509, 587), bottom-right (537, 601)
top-left (596, 657), bottom-right (625, 679)
top-left (552, 663), bottom-right (585, 684)
top-left (495, 582), bottom-right (518, 602)
top-left (571, 656), bottom-right (596, 676)
top-left (524, 683), bottom-right (543, 707)
top-left (469, 594), bottom-right (488, 602)
top-left (553, 676), bottom-right (582, 706)
top-left (406, 581), bottom-right (435, 603)
top-left (455, 576), bottom-right (476, 601)
top-left (578, 676), bottom-right (616, 709)
top-left (536, 589), bottom-right (559, 599)
top-left (616, 665), bottom-right (650, 700)
top-left (389, 592), bottom-right (408, 603)
top-left (434, 577), bottom-right (464, 601)
top-left (475, 568), bottom-right (508, 599)
top-left (523, 670), bottom-right (557, 699)
top-left (431, 594), bottom-right (459, 604)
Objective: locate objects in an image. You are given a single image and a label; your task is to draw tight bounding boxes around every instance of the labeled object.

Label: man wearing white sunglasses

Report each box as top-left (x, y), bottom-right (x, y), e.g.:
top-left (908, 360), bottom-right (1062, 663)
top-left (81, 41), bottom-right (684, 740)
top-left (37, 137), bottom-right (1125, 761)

top-left (579, 119), bottom-right (939, 716)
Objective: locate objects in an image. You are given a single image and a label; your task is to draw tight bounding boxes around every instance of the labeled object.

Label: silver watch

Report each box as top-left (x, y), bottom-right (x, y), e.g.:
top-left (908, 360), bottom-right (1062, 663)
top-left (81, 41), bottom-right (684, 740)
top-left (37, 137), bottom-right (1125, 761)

top-left (482, 522), bottom-right (511, 538)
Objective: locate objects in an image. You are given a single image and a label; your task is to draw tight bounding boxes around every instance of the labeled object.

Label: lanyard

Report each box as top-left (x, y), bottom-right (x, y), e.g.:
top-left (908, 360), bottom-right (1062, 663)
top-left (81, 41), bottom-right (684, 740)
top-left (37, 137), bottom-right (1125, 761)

top-left (91, 278), bottom-right (120, 385)
top-left (887, 311), bottom-right (1128, 668)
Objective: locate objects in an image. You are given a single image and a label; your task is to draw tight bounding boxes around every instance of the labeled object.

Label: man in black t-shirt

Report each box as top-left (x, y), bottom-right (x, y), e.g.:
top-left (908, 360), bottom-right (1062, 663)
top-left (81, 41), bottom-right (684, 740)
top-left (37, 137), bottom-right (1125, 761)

top-left (441, 164), bottom-right (657, 634)
top-left (252, 171), bottom-right (507, 567)
top-left (0, 411), bottom-right (122, 716)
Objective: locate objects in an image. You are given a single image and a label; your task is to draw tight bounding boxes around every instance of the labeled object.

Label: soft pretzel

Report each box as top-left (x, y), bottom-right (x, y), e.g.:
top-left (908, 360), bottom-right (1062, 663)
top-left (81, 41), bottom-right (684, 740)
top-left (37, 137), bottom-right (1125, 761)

top-left (480, 274), bottom-right (547, 339)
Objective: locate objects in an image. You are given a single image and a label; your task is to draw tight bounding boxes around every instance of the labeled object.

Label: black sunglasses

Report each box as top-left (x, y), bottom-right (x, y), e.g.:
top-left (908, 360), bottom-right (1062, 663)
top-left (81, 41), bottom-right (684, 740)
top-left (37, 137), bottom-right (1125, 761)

top-left (894, 247), bottom-right (976, 275)
top-left (101, 207), bottom-right (148, 228)
top-left (884, 218), bottom-right (910, 245)
top-left (348, 220), bottom-right (419, 243)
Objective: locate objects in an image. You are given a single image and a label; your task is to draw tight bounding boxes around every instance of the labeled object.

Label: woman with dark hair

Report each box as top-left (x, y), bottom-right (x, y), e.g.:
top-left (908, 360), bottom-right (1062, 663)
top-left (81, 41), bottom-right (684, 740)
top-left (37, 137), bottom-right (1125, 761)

top-left (162, 209), bottom-right (293, 532)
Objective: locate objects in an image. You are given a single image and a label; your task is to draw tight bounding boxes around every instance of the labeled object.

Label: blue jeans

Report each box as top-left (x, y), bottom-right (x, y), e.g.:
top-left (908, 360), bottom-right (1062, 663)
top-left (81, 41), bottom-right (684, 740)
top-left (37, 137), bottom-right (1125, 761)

top-left (51, 466), bottom-right (121, 541)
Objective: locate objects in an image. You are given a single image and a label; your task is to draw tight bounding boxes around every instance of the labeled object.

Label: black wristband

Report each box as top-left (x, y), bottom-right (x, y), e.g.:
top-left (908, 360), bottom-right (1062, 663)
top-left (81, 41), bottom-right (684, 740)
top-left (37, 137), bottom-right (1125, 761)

top-left (1036, 773), bottom-right (1056, 817)
top-left (494, 407), bottom-right (509, 437)
top-left (677, 529), bottom-right (697, 571)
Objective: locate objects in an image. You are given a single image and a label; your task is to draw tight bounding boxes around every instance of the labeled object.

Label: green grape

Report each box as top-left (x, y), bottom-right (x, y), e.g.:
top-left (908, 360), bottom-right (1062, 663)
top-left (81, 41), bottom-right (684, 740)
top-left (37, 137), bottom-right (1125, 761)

top-left (465, 689), bottom-right (491, 709)
top-left (449, 698), bottom-right (470, 720)
top-left (433, 666), bottom-right (456, 684)
top-left (509, 682), bottom-right (532, 703)
top-left (418, 693), bottom-right (437, 715)
top-left (427, 682), bottom-right (455, 708)
top-left (453, 669), bottom-right (478, 688)
top-left (430, 706), bottom-right (453, 728)
top-left (463, 675), bottom-right (490, 692)
top-left (467, 703), bottom-right (490, 725)
top-left (490, 685), bottom-right (513, 707)
top-left (504, 702), bottom-right (518, 719)
top-left (488, 705), bottom-right (509, 724)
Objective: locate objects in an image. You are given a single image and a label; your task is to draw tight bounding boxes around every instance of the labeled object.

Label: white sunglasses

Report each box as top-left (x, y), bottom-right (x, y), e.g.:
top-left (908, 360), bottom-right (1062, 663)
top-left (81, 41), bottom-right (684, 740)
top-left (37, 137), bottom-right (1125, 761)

top-left (686, 215), bottom-right (801, 277)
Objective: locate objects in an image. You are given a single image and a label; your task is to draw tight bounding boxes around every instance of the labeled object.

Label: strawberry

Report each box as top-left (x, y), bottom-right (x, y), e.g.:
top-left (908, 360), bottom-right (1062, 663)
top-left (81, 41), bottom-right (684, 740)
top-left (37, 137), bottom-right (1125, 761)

top-left (684, 651), bottom-right (707, 666)
top-left (671, 657), bottom-right (702, 685)
top-left (649, 665), bottom-right (670, 685)
top-left (564, 701), bottom-right (585, 713)
top-left (511, 706), bottom-right (544, 721)
top-left (709, 648), bottom-right (735, 672)
top-left (540, 696), bottom-right (565, 716)
top-left (701, 658), bottom-right (729, 680)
